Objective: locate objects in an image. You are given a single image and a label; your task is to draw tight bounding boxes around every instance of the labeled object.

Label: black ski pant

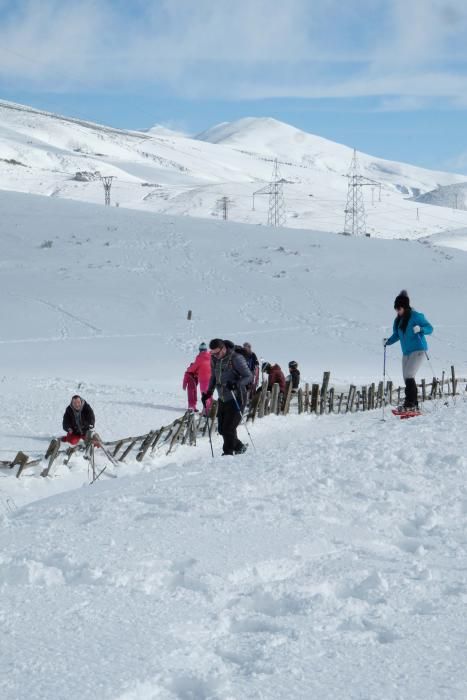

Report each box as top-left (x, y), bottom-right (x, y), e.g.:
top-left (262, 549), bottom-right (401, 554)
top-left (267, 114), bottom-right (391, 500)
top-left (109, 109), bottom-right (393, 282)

top-left (404, 378), bottom-right (418, 408)
top-left (217, 399), bottom-right (244, 455)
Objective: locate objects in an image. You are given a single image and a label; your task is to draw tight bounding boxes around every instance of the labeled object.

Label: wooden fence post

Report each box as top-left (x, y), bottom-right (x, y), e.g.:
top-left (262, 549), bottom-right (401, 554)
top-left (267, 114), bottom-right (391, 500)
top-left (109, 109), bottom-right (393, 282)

top-left (362, 386), bottom-right (367, 411)
top-left (328, 387), bottom-right (334, 413)
top-left (346, 385), bottom-right (356, 412)
top-left (320, 371), bottom-right (330, 414)
top-left (311, 384), bottom-right (319, 413)
top-left (282, 381), bottom-right (293, 415)
top-left (304, 383), bottom-right (310, 412)
top-left (297, 388), bottom-right (303, 414)
top-left (451, 365), bottom-right (457, 396)
top-left (270, 383), bottom-right (280, 415)
top-left (377, 381), bottom-right (383, 408)
top-left (257, 380), bottom-right (269, 418)
top-left (386, 380), bottom-right (393, 406)
top-left (264, 391), bottom-right (272, 416)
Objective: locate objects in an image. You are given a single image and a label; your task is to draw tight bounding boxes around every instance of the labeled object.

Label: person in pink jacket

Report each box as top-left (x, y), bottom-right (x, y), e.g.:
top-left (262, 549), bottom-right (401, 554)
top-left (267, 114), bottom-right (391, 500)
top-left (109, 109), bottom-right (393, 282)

top-left (183, 342), bottom-right (212, 413)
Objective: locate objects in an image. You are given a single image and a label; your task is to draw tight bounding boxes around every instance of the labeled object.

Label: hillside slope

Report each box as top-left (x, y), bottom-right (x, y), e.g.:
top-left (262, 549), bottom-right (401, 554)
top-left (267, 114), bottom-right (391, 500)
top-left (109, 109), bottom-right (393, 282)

top-left (2, 100), bottom-right (467, 238)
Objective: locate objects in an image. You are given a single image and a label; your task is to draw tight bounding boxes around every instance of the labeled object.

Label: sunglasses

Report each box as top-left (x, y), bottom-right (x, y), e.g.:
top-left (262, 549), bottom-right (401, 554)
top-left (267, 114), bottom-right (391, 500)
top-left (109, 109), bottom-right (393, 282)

top-left (210, 348), bottom-right (222, 356)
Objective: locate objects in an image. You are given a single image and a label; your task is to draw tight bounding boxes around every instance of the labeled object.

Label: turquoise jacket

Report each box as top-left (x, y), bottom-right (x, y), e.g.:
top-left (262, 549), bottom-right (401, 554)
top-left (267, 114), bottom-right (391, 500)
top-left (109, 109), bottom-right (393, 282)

top-left (386, 310), bottom-right (433, 356)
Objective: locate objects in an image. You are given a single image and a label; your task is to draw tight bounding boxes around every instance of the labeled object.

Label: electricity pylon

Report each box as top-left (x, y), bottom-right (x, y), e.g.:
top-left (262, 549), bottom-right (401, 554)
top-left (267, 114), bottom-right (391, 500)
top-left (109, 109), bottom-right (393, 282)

top-left (343, 150), bottom-right (381, 236)
top-left (100, 176), bottom-right (114, 206)
top-left (252, 159), bottom-right (286, 227)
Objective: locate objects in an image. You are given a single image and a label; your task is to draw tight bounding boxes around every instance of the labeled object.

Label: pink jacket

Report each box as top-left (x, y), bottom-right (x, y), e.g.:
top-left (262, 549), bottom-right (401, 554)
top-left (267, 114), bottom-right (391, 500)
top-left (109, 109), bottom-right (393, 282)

top-left (186, 351), bottom-right (212, 384)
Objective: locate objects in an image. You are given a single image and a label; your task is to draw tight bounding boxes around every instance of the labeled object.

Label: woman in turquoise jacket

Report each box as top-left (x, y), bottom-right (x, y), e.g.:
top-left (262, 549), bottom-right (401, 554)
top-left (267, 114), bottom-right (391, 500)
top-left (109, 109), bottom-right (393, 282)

top-left (385, 290), bottom-right (433, 410)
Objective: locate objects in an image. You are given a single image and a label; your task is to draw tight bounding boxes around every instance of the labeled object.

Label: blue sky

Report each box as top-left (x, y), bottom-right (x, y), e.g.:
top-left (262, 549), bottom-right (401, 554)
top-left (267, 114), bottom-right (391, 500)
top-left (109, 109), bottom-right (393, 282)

top-left (1, 0), bottom-right (467, 172)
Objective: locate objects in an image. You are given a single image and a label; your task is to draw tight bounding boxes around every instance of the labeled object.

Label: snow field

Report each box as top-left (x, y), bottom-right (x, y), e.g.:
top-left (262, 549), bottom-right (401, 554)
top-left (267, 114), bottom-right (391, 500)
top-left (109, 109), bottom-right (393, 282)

top-left (1, 188), bottom-right (467, 698)
top-left (1, 402), bottom-right (466, 699)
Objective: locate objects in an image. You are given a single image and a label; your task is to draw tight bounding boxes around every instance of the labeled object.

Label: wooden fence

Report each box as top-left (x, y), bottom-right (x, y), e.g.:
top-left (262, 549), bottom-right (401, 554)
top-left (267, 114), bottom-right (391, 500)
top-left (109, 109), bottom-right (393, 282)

top-left (0, 407), bottom-right (219, 481)
top-left (246, 365), bottom-right (465, 421)
top-left (1, 365), bottom-right (465, 480)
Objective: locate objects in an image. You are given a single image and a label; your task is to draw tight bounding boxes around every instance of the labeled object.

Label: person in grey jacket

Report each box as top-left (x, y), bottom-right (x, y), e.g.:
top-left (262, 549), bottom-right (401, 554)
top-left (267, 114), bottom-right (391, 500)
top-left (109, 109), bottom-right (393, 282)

top-left (202, 338), bottom-right (252, 456)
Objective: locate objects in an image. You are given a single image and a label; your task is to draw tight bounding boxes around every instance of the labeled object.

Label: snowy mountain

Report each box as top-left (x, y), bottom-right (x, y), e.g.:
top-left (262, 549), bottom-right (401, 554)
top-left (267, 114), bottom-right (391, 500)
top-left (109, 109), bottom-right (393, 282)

top-left (2, 99), bottom-right (467, 239)
top-left (1, 189), bottom-right (466, 699)
top-left (196, 116), bottom-right (453, 193)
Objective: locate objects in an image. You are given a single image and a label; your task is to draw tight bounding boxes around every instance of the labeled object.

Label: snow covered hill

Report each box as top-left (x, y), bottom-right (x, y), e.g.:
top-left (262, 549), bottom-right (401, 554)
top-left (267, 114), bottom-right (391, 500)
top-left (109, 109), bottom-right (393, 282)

top-left (1, 190), bottom-right (467, 699)
top-left (2, 99), bottom-right (467, 239)
top-left (414, 181), bottom-right (467, 210)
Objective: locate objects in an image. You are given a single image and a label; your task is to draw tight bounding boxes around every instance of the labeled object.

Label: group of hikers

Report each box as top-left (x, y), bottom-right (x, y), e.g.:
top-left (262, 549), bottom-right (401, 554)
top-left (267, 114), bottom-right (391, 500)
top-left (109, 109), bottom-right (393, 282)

top-left (59, 290), bottom-right (433, 458)
top-left (183, 341), bottom-right (299, 413)
top-left (182, 339), bottom-right (300, 455)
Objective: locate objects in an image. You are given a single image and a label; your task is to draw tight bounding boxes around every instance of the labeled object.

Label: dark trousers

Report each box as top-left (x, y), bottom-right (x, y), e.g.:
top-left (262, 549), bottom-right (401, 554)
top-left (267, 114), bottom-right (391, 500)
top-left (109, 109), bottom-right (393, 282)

top-left (404, 378), bottom-right (418, 408)
top-left (217, 399), bottom-right (244, 455)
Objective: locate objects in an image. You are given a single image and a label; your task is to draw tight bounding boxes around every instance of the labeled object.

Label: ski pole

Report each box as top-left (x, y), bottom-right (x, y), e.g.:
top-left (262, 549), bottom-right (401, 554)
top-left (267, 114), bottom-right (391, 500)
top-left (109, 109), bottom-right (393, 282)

top-left (230, 389), bottom-right (256, 450)
top-left (382, 342), bottom-right (387, 422)
top-left (202, 397), bottom-right (215, 458)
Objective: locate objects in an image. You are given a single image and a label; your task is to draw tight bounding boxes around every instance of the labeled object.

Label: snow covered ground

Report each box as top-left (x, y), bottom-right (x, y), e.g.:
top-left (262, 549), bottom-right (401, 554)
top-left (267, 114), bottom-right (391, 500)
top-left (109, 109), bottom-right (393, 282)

top-left (1, 190), bottom-right (467, 699)
top-left (2, 99), bottom-right (467, 239)
top-left (1, 403), bottom-right (467, 699)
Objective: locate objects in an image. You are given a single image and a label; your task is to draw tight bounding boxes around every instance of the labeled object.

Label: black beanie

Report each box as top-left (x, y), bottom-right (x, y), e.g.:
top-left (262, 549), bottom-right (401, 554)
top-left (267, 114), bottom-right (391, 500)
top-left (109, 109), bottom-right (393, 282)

top-left (394, 290), bottom-right (410, 310)
top-left (262, 362), bottom-right (271, 372)
top-left (209, 338), bottom-right (225, 350)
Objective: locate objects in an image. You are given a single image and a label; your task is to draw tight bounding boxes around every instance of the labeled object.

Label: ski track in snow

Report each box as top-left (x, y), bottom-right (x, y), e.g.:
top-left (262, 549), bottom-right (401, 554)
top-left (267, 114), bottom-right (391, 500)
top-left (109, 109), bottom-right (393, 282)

top-left (1, 403), bottom-right (466, 699)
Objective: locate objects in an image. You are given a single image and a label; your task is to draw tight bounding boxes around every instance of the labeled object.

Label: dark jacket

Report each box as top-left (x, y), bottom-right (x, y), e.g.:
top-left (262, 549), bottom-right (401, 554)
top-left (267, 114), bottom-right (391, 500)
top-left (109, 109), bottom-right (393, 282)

top-left (62, 401), bottom-right (95, 435)
top-left (289, 368), bottom-right (300, 389)
top-left (245, 351), bottom-right (259, 373)
top-left (266, 364), bottom-right (286, 393)
top-left (208, 348), bottom-right (252, 406)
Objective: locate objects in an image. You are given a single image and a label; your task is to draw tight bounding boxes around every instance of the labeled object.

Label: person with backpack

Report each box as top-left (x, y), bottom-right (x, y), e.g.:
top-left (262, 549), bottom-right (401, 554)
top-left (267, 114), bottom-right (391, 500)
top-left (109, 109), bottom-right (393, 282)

top-left (262, 362), bottom-right (286, 394)
top-left (384, 290), bottom-right (433, 410)
top-left (286, 360), bottom-right (300, 392)
top-left (201, 338), bottom-right (252, 456)
top-left (62, 395), bottom-right (95, 445)
top-left (243, 342), bottom-right (260, 393)
top-left (183, 342), bottom-right (212, 413)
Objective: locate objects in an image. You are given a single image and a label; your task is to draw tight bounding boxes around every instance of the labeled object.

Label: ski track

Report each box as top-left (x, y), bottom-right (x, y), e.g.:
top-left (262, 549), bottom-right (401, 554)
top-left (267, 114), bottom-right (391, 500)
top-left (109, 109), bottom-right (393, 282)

top-left (0, 403), bottom-right (466, 699)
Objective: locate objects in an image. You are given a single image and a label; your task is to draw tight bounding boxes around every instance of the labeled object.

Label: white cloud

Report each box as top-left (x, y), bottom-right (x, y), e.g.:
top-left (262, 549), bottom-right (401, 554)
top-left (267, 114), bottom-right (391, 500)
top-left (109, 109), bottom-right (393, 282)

top-left (0, 0), bottom-right (466, 104)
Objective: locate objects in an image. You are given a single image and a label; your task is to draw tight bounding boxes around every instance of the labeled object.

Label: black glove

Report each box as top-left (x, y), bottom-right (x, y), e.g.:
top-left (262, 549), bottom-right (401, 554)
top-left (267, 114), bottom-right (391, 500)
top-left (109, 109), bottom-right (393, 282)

top-left (201, 392), bottom-right (212, 404)
top-left (226, 381), bottom-right (236, 391)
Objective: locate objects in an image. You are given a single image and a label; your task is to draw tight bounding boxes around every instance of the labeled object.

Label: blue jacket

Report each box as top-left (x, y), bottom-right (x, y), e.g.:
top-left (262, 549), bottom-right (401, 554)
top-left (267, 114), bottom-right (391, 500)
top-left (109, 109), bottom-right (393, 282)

top-left (386, 310), bottom-right (433, 356)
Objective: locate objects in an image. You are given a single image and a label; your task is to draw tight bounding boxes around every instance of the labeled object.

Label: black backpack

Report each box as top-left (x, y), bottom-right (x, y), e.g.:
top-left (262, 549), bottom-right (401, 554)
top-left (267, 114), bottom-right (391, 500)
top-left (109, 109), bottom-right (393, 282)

top-left (223, 339), bottom-right (249, 360)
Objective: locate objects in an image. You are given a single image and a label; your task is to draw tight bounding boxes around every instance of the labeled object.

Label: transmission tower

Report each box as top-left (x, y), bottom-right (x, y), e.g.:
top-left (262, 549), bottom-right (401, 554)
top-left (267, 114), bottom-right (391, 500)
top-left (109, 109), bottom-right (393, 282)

top-left (217, 196), bottom-right (230, 220)
top-left (252, 159), bottom-right (286, 227)
top-left (100, 176), bottom-right (114, 206)
top-left (343, 150), bottom-right (381, 236)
